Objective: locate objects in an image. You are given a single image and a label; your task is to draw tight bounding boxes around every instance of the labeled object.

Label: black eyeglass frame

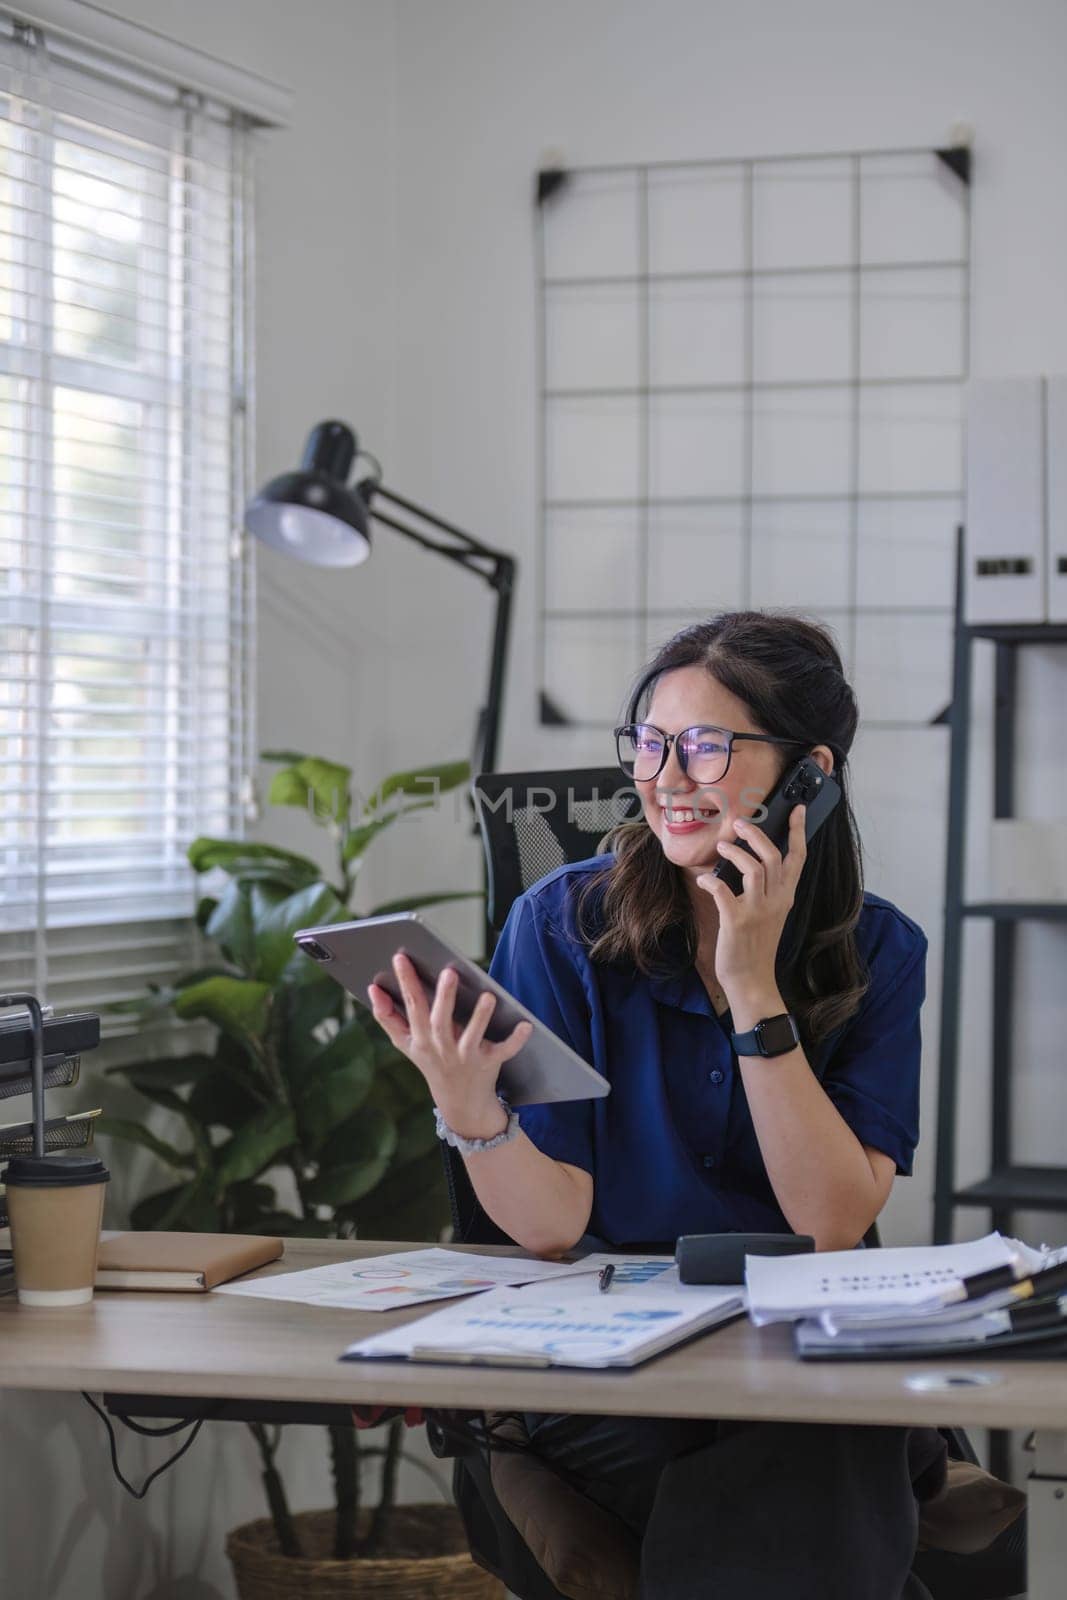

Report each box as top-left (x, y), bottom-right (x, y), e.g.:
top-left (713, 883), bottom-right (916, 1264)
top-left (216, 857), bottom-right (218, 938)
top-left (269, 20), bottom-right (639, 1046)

top-left (613, 722), bottom-right (809, 784)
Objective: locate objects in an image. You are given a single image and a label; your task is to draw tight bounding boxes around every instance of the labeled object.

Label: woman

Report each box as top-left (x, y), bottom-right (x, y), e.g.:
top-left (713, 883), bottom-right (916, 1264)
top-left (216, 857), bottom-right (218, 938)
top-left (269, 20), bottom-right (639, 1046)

top-left (368, 612), bottom-right (946, 1599)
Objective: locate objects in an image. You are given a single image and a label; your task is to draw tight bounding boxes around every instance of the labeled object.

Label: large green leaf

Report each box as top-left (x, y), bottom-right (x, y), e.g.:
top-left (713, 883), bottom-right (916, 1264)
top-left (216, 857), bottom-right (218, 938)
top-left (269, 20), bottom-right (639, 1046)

top-left (130, 1180), bottom-right (219, 1232)
top-left (341, 1146), bottom-right (450, 1241)
top-left (186, 1064), bottom-right (264, 1133)
top-left (204, 881), bottom-right (257, 972)
top-left (300, 1016), bottom-right (376, 1078)
top-left (283, 981), bottom-right (345, 1073)
top-left (111, 1082), bottom-right (211, 1160)
top-left (95, 1117), bottom-right (195, 1171)
top-left (105, 1054), bottom-right (216, 1090)
top-left (368, 759), bottom-right (470, 811)
top-left (295, 1032), bottom-right (376, 1152)
top-left (267, 768), bottom-right (313, 809)
top-left (187, 836), bottom-right (321, 891)
top-left (390, 1104), bottom-right (440, 1168)
top-left (306, 1107), bottom-right (398, 1205)
top-left (304, 1155), bottom-right (394, 1208)
top-left (362, 1052), bottom-right (432, 1123)
top-left (195, 895), bottom-right (218, 931)
top-left (213, 1104), bottom-right (297, 1190)
top-left (250, 881), bottom-right (349, 985)
top-left (268, 756), bottom-right (351, 824)
top-left (174, 976), bottom-right (272, 1049)
top-left (316, 1103), bottom-right (398, 1174)
top-left (260, 748), bottom-right (309, 765)
top-left (365, 889), bottom-right (483, 916)
top-left (105, 965), bottom-right (237, 1018)
top-left (226, 1180), bottom-right (278, 1228)
top-left (130, 1182), bottom-right (186, 1231)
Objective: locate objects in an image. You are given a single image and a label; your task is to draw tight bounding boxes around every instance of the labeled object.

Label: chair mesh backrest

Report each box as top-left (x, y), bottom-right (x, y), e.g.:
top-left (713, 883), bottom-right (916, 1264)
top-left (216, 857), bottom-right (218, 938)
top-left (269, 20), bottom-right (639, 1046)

top-left (472, 767), bottom-right (642, 933)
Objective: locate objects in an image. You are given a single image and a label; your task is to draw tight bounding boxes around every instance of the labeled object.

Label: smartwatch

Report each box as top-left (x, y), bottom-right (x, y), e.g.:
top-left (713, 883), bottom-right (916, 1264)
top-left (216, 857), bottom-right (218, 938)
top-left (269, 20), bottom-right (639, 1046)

top-left (730, 1012), bottom-right (799, 1058)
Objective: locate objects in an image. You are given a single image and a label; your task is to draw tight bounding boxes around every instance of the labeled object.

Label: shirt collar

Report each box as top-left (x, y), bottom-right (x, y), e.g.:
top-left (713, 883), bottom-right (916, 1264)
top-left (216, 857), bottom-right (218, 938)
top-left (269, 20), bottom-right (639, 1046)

top-left (646, 964), bottom-right (718, 1018)
top-left (640, 922), bottom-right (717, 1016)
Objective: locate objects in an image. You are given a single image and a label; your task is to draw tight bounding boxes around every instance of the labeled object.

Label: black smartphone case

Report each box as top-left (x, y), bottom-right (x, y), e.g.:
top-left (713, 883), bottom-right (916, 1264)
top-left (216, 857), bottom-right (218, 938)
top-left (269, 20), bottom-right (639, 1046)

top-left (711, 756), bottom-right (841, 895)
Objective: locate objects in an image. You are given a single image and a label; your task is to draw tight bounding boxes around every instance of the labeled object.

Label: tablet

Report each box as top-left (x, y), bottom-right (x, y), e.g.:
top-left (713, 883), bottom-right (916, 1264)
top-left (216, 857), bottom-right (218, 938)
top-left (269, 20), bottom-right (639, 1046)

top-left (293, 913), bottom-right (610, 1108)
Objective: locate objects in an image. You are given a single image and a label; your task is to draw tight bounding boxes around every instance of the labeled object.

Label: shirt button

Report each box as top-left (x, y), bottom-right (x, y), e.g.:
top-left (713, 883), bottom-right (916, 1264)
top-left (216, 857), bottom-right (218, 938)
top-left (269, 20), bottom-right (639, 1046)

top-left (702, 1155), bottom-right (716, 1169)
top-left (709, 1069), bottom-right (724, 1085)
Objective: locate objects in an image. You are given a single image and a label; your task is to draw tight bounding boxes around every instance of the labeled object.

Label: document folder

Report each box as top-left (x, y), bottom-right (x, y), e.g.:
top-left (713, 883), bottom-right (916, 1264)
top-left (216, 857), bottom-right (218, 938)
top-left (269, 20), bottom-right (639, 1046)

top-left (796, 1320), bottom-right (1067, 1362)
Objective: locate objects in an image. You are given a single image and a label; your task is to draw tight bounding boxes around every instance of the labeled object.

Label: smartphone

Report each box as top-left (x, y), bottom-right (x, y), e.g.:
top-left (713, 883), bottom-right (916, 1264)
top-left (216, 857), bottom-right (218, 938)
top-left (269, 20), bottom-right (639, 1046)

top-left (710, 754), bottom-right (841, 895)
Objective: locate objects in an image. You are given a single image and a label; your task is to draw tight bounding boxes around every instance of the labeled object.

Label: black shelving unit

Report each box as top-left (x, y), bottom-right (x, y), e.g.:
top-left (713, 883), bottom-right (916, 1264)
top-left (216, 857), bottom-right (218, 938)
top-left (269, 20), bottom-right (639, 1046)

top-left (934, 535), bottom-right (1067, 1245)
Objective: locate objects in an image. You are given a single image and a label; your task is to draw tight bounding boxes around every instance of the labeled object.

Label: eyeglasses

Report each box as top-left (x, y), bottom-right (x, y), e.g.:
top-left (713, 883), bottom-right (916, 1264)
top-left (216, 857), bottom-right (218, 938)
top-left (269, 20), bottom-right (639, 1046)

top-left (614, 722), bottom-right (806, 785)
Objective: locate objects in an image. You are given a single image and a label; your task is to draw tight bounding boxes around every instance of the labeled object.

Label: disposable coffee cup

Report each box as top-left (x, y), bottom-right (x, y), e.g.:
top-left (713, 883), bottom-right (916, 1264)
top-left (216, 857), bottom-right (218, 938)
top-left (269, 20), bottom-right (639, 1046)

top-left (5, 1153), bottom-right (110, 1306)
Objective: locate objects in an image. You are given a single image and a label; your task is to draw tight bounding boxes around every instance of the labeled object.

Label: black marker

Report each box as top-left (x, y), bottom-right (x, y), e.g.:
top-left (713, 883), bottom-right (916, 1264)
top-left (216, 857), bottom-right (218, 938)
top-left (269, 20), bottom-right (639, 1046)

top-left (950, 1257), bottom-right (1067, 1308)
top-left (598, 1264), bottom-right (615, 1294)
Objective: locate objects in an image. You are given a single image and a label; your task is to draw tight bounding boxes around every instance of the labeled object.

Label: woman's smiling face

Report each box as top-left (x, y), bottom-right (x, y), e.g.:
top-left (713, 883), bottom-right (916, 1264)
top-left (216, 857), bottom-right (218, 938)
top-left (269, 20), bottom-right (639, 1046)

top-left (636, 664), bottom-right (792, 886)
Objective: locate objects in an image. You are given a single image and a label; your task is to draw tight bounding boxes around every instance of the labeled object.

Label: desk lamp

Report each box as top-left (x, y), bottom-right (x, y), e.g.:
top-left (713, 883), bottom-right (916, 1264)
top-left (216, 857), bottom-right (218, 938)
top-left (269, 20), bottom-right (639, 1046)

top-left (246, 421), bottom-right (518, 952)
top-left (246, 421), bottom-right (516, 777)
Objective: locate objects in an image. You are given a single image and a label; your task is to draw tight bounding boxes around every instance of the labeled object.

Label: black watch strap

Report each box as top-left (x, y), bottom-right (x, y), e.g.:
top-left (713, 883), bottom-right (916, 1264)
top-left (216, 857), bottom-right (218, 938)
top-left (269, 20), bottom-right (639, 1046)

top-left (730, 1012), bottom-right (799, 1058)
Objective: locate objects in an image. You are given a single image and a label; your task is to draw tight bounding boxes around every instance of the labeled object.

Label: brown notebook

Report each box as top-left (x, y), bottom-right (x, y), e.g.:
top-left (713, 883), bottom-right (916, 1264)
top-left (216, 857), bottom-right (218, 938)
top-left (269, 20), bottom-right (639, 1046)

top-left (95, 1231), bottom-right (284, 1292)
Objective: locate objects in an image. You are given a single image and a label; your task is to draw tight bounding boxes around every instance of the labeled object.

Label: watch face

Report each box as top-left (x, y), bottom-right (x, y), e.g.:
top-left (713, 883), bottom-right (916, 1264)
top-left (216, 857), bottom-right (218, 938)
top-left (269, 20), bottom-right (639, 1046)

top-left (756, 1014), bottom-right (799, 1055)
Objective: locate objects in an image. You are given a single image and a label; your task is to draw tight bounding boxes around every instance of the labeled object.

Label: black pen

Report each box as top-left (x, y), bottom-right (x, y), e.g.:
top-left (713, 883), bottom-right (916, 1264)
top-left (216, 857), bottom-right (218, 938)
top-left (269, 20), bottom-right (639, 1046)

top-left (598, 1264), bottom-right (615, 1294)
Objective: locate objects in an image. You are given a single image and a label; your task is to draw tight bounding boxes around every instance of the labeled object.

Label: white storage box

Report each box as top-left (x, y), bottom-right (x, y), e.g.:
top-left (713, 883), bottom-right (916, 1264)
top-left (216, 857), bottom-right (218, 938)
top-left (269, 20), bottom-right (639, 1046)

top-left (989, 819), bottom-right (1067, 901)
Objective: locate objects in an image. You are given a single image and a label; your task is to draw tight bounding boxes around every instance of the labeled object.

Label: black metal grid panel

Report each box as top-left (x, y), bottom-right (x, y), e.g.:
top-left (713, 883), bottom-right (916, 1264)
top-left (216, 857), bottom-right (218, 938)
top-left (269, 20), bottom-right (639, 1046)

top-left (535, 146), bottom-right (972, 732)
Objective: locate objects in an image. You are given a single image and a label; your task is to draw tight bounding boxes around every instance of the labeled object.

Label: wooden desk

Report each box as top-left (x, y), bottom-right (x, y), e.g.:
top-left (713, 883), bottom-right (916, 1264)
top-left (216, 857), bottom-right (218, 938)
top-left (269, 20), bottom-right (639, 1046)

top-left (2, 1238), bottom-right (1065, 1596)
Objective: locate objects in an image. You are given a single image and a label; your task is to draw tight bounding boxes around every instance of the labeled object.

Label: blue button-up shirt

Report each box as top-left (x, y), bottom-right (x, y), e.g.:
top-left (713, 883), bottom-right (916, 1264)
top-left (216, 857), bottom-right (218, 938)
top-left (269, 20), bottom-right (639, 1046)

top-left (488, 855), bottom-right (926, 1247)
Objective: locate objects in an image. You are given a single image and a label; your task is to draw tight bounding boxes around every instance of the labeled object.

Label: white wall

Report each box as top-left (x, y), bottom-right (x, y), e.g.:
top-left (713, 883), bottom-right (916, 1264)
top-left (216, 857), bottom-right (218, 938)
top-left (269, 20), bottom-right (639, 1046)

top-left (383, 0), bottom-right (1067, 1251)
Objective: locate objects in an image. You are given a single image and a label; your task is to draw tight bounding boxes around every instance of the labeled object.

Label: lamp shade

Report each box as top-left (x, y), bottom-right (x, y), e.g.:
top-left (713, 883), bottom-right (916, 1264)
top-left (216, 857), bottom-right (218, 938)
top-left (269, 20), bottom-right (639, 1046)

top-left (244, 420), bottom-right (372, 567)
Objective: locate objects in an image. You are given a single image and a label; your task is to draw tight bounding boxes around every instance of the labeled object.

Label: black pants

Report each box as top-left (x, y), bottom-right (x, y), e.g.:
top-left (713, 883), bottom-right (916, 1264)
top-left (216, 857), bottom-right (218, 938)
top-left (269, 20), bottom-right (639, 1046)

top-left (523, 1410), bottom-right (947, 1600)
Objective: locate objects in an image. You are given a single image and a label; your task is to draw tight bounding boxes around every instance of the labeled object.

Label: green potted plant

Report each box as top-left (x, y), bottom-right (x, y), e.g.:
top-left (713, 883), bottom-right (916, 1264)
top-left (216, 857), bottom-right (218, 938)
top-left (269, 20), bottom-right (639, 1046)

top-left (99, 751), bottom-right (499, 1597)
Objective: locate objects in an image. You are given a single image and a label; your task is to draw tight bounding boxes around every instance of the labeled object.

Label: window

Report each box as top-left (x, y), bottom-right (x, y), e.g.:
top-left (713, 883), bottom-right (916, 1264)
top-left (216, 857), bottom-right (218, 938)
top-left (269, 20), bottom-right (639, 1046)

top-left (0, 17), bottom-right (254, 1021)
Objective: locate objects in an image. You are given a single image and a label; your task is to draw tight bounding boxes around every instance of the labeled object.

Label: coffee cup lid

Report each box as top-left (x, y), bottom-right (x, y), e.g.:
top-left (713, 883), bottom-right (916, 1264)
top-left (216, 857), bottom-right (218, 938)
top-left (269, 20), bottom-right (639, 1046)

top-left (4, 1153), bottom-right (110, 1188)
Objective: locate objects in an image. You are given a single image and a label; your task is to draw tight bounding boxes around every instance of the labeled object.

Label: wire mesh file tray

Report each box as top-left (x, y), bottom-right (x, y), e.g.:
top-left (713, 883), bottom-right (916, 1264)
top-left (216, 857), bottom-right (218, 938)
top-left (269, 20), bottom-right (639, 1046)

top-left (0, 1108), bottom-right (101, 1159)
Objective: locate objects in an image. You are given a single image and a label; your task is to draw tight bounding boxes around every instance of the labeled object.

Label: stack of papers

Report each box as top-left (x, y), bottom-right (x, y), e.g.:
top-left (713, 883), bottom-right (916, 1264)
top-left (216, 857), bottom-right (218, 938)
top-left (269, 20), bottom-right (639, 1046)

top-left (743, 1232), bottom-right (1067, 1357)
top-left (343, 1256), bottom-right (744, 1369)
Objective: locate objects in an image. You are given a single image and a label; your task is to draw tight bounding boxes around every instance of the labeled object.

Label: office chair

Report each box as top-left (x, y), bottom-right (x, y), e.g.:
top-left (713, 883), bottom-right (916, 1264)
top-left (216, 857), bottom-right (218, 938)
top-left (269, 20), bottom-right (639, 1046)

top-left (428, 768), bottom-right (1018, 1600)
top-left (471, 765), bottom-right (641, 937)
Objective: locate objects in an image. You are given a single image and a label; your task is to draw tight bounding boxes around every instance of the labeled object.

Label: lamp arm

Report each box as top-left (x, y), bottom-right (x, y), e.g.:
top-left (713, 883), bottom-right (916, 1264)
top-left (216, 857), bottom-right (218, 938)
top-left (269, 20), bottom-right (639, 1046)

top-left (477, 552), bottom-right (515, 775)
top-left (369, 508), bottom-right (498, 582)
top-left (370, 483), bottom-right (508, 564)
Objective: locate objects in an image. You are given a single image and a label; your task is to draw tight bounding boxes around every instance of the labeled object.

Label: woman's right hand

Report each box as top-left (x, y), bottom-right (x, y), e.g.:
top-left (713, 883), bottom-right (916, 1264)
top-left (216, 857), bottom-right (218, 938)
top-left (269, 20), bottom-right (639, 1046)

top-left (367, 952), bottom-right (532, 1137)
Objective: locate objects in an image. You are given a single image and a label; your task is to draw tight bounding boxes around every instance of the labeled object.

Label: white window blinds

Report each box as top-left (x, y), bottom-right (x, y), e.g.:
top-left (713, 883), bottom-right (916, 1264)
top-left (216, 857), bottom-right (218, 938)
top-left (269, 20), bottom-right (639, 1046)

top-left (0, 16), bottom-right (255, 1018)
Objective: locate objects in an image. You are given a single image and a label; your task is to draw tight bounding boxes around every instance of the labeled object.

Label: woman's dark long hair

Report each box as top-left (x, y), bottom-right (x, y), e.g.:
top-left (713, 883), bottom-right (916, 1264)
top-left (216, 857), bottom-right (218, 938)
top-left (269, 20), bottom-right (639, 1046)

top-left (576, 611), bottom-right (868, 1046)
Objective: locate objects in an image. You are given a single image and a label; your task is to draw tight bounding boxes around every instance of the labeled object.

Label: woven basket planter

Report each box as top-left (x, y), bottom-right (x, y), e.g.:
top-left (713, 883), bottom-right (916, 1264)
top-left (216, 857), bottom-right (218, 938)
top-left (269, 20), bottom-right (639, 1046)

top-left (226, 1505), bottom-right (503, 1600)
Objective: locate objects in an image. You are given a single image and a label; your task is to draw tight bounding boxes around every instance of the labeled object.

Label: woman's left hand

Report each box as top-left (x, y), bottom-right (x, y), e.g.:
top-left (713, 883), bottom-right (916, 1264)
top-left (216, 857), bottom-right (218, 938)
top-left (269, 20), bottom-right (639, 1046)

top-left (696, 804), bottom-right (806, 1009)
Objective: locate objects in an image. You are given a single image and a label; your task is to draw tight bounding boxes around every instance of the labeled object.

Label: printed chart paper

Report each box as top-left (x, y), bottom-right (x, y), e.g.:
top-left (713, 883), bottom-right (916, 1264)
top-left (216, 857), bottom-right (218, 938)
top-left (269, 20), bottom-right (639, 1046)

top-left (343, 1279), bottom-right (744, 1369)
top-left (213, 1247), bottom-right (582, 1312)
